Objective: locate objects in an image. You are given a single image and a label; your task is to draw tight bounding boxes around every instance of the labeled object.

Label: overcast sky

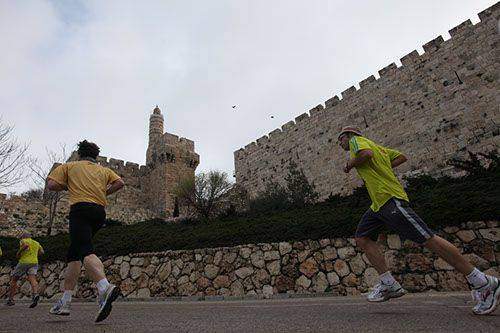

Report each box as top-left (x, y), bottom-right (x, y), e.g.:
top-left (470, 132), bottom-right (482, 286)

top-left (0, 0), bottom-right (495, 193)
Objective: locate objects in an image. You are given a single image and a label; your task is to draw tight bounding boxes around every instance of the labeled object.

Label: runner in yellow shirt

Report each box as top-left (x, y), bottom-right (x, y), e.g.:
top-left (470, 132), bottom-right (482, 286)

top-left (46, 140), bottom-right (124, 322)
top-left (338, 126), bottom-right (499, 315)
top-left (5, 231), bottom-right (44, 308)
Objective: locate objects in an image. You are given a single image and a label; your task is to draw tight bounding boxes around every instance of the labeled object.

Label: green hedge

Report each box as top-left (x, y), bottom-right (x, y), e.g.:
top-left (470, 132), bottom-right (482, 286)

top-left (1, 165), bottom-right (498, 264)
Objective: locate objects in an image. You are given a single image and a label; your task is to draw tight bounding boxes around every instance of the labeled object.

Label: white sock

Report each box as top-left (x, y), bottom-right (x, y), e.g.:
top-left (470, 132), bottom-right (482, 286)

top-left (380, 271), bottom-right (397, 285)
top-left (466, 268), bottom-right (488, 289)
top-left (96, 278), bottom-right (110, 295)
top-left (61, 290), bottom-right (72, 304)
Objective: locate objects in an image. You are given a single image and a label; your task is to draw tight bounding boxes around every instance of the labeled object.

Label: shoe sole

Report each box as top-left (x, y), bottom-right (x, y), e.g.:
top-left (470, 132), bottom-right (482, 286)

top-left (368, 288), bottom-right (407, 303)
top-left (29, 296), bottom-right (40, 309)
top-left (95, 286), bottom-right (121, 323)
top-left (49, 310), bottom-right (70, 316)
top-left (473, 280), bottom-right (500, 315)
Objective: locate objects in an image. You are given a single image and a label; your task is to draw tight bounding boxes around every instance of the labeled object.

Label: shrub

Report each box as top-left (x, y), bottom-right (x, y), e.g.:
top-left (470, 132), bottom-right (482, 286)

top-left (250, 162), bottom-right (319, 213)
top-left (0, 152), bottom-right (498, 264)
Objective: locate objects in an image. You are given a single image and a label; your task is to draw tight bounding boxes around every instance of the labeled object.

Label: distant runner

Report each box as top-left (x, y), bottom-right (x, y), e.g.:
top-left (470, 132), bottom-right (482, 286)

top-left (5, 231), bottom-right (44, 308)
top-left (46, 140), bottom-right (124, 322)
top-left (338, 126), bottom-right (499, 315)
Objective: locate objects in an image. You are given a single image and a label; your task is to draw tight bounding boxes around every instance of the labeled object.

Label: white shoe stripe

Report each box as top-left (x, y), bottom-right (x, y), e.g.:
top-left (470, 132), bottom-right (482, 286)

top-left (395, 200), bottom-right (431, 239)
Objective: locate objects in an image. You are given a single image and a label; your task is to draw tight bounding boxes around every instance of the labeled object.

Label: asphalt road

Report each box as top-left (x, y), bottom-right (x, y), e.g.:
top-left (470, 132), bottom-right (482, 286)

top-left (0, 292), bottom-right (498, 333)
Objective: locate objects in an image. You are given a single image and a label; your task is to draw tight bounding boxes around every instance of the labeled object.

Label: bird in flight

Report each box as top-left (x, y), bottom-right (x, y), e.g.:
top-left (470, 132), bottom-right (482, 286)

top-left (232, 105), bottom-right (237, 109)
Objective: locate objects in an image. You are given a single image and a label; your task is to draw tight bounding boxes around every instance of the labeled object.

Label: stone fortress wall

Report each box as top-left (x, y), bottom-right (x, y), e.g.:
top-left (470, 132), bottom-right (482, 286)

top-left (0, 221), bottom-right (498, 300)
top-left (234, 3), bottom-right (500, 198)
top-left (0, 106), bottom-right (199, 237)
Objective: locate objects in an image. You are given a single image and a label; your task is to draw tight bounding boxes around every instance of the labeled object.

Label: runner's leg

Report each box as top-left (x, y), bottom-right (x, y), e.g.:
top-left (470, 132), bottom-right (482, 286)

top-left (27, 274), bottom-right (38, 295)
top-left (424, 236), bottom-right (474, 275)
top-left (8, 276), bottom-right (19, 300)
top-left (355, 237), bottom-right (388, 274)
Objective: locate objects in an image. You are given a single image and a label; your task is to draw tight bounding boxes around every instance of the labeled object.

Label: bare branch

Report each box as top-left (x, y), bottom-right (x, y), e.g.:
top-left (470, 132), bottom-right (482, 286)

top-left (0, 119), bottom-right (30, 189)
top-left (175, 170), bottom-right (233, 220)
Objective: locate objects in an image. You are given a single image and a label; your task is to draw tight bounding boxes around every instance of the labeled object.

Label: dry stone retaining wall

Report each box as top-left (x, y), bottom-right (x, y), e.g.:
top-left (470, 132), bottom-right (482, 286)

top-left (1, 221), bottom-right (498, 300)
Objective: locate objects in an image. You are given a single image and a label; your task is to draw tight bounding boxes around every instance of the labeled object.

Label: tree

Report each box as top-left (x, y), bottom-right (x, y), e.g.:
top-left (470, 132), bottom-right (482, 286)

top-left (0, 119), bottom-right (30, 190)
top-left (249, 161), bottom-right (319, 213)
top-left (29, 145), bottom-right (69, 236)
top-left (285, 161), bottom-right (319, 207)
top-left (248, 181), bottom-right (289, 213)
top-left (175, 170), bottom-right (233, 220)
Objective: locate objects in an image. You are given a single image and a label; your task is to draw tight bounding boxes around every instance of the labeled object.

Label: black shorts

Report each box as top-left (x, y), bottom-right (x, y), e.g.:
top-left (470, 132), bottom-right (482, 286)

top-left (67, 202), bottom-right (106, 263)
top-left (355, 198), bottom-right (434, 244)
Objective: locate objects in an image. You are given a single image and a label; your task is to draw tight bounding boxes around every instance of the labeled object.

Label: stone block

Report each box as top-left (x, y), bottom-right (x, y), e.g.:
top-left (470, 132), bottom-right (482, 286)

top-left (478, 228), bottom-right (500, 242)
top-left (456, 230), bottom-right (476, 243)
top-left (387, 235), bottom-right (401, 249)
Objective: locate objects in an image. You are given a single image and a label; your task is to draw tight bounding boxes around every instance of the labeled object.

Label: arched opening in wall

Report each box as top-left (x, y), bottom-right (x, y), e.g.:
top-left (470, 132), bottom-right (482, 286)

top-left (173, 197), bottom-right (179, 218)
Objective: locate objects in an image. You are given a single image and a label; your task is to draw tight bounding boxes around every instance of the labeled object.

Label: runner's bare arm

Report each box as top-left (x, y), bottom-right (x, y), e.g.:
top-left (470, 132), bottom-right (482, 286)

top-left (46, 179), bottom-right (68, 191)
top-left (391, 154), bottom-right (407, 168)
top-left (38, 247), bottom-right (45, 256)
top-left (16, 243), bottom-right (29, 259)
top-left (106, 178), bottom-right (125, 196)
top-left (344, 149), bottom-right (373, 173)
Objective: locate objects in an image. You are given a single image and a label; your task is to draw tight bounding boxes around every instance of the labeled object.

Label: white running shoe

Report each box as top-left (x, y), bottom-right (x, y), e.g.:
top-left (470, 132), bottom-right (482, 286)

top-left (95, 284), bottom-right (121, 323)
top-left (471, 275), bottom-right (500, 315)
top-left (367, 281), bottom-right (407, 302)
top-left (49, 299), bottom-right (70, 316)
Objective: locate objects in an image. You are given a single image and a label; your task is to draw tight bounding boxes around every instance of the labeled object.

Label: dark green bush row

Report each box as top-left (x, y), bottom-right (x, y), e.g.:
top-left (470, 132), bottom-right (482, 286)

top-left (1, 154), bottom-right (498, 264)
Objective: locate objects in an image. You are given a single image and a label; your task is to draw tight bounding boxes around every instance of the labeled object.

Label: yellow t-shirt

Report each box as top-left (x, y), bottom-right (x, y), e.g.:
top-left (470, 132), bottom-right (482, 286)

top-left (48, 160), bottom-right (121, 207)
top-left (349, 136), bottom-right (409, 212)
top-left (18, 238), bottom-right (43, 265)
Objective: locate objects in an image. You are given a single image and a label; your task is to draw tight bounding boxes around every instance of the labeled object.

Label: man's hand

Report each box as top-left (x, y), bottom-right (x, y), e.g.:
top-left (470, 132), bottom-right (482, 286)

top-left (391, 155), bottom-right (408, 168)
top-left (106, 178), bottom-right (125, 196)
top-left (343, 161), bottom-right (352, 173)
top-left (344, 150), bottom-right (373, 173)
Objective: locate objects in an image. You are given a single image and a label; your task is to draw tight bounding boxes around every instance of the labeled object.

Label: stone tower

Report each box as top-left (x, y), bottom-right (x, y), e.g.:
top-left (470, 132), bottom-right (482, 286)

top-left (146, 105), bottom-right (164, 165)
top-left (144, 106), bottom-right (199, 216)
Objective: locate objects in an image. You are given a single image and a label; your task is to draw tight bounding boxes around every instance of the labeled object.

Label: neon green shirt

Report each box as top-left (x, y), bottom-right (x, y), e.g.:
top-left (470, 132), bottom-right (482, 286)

top-left (18, 238), bottom-right (43, 265)
top-left (349, 136), bottom-right (409, 212)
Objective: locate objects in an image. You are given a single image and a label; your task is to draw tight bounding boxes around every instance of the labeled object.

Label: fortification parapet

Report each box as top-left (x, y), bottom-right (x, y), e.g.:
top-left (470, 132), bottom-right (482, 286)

top-left (295, 113), bottom-right (309, 123)
top-left (96, 156), bottom-right (108, 165)
top-left (163, 132), bottom-right (179, 145)
top-left (234, 2), bottom-right (500, 198)
top-left (161, 132), bottom-right (196, 152)
top-left (378, 63), bottom-right (397, 77)
top-left (422, 36), bottom-right (445, 53)
top-left (179, 138), bottom-right (195, 151)
top-left (108, 158), bottom-right (125, 168)
top-left (478, 2), bottom-right (500, 21)
top-left (325, 96), bottom-right (340, 108)
top-left (449, 20), bottom-right (473, 37)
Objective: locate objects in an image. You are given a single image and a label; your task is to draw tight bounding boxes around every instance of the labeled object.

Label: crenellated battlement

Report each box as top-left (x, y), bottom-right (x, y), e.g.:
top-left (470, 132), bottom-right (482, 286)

top-left (95, 155), bottom-right (145, 175)
top-left (162, 132), bottom-right (196, 152)
top-left (4, 103), bottom-right (199, 236)
top-left (235, 3), bottom-right (500, 160)
top-left (235, 2), bottom-right (500, 198)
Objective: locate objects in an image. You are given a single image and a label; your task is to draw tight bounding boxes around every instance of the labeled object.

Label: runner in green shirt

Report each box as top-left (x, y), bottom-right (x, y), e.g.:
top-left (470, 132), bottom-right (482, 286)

top-left (5, 231), bottom-right (44, 308)
top-left (338, 126), bottom-right (499, 315)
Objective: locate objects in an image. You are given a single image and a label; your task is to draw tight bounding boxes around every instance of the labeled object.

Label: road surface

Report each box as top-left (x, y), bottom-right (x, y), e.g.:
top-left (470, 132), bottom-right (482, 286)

top-left (0, 292), bottom-right (498, 332)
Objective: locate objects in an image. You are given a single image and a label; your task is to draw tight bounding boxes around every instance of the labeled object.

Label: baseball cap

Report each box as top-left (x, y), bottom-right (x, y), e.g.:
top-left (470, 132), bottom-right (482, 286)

top-left (337, 126), bottom-right (363, 140)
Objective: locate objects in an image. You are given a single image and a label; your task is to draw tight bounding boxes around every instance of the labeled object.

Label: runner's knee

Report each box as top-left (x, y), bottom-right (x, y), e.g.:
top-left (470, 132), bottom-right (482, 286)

top-left (355, 236), bottom-right (371, 249)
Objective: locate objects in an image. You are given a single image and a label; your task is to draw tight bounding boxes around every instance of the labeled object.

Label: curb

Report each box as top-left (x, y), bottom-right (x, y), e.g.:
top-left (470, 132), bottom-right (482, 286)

top-left (3, 290), bottom-right (470, 304)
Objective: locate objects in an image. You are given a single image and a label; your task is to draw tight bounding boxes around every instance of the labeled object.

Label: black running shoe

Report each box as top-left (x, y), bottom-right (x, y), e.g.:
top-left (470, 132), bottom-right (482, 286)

top-left (29, 295), bottom-right (40, 308)
top-left (95, 284), bottom-right (121, 323)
